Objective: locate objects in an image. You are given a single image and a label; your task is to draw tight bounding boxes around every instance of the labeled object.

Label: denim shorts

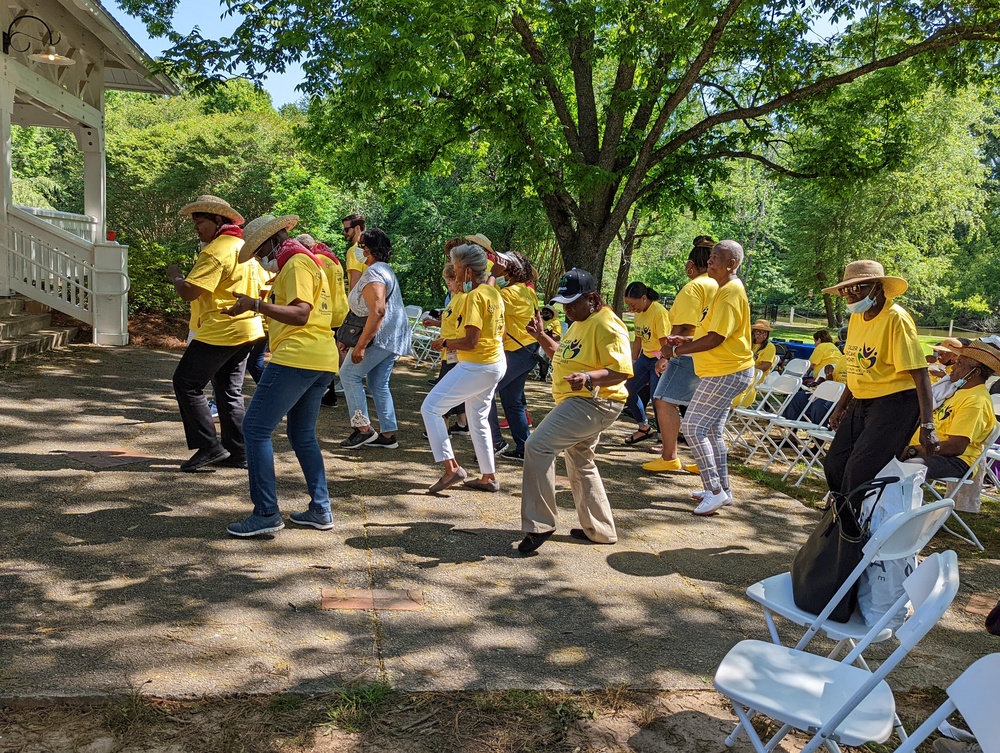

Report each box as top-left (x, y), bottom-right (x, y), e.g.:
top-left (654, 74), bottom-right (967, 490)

top-left (652, 355), bottom-right (700, 406)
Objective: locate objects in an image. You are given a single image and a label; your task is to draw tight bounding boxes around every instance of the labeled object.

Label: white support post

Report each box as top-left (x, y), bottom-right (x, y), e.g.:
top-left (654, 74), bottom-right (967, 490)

top-left (0, 78), bottom-right (12, 296)
top-left (91, 240), bottom-right (128, 345)
top-left (789, 306), bottom-right (795, 325)
top-left (75, 123), bottom-right (106, 242)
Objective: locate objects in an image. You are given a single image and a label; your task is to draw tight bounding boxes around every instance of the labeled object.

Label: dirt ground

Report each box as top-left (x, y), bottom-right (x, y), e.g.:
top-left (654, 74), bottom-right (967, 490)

top-left (0, 685), bottom-right (950, 753)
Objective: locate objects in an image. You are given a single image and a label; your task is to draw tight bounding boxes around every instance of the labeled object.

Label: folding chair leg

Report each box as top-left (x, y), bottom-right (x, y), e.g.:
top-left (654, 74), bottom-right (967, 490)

top-left (942, 515), bottom-right (985, 551)
top-left (763, 608), bottom-right (781, 644)
top-left (726, 704), bottom-right (768, 753)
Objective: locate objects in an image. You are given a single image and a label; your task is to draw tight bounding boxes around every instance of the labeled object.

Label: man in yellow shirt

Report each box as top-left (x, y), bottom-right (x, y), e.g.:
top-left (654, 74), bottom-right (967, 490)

top-left (822, 260), bottom-right (937, 500)
top-left (167, 195), bottom-right (264, 472)
top-left (221, 215), bottom-right (339, 537)
top-left (666, 240), bottom-right (755, 516)
top-left (342, 213), bottom-right (367, 290)
top-left (900, 339), bottom-right (999, 480)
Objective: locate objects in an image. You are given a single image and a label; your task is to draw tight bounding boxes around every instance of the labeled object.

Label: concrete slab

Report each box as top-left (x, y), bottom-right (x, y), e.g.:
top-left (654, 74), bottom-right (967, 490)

top-left (0, 344), bottom-right (996, 700)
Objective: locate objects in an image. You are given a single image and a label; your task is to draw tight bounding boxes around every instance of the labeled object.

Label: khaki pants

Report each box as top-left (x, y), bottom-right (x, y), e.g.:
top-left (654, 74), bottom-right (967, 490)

top-left (521, 397), bottom-right (623, 543)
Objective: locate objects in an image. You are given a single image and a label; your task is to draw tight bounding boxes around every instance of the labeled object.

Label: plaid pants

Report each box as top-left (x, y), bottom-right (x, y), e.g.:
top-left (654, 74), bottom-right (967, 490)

top-left (682, 367), bottom-right (755, 492)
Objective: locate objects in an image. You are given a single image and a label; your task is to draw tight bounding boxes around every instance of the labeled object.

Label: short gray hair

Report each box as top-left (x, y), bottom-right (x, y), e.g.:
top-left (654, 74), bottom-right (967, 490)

top-left (295, 233), bottom-right (316, 248)
top-left (714, 240), bottom-right (744, 270)
top-left (450, 243), bottom-right (489, 282)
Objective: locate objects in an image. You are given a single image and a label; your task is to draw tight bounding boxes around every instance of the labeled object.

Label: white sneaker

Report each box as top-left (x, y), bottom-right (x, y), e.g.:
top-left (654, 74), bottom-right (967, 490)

top-left (692, 489), bottom-right (734, 506)
top-left (693, 489), bottom-right (731, 516)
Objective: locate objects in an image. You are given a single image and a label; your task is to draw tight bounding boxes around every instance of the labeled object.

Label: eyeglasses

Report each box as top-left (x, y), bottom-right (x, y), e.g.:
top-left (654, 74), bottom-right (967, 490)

top-left (842, 282), bottom-right (875, 296)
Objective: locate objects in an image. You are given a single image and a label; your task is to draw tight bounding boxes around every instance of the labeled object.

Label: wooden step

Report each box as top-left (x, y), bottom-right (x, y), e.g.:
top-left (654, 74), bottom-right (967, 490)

top-left (0, 326), bottom-right (78, 365)
top-left (0, 312), bottom-right (51, 339)
top-left (0, 296), bottom-right (25, 318)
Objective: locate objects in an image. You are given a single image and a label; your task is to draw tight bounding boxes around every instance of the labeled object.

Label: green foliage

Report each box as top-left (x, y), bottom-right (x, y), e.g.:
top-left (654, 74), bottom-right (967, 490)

top-left (321, 682), bottom-right (394, 733)
top-left (11, 126), bottom-right (83, 212)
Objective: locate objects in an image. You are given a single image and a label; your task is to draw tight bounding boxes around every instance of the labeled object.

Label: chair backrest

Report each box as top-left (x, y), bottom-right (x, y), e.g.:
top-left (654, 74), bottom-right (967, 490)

top-left (758, 374), bottom-right (802, 414)
top-left (783, 358), bottom-right (811, 376)
top-left (732, 369), bottom-right (764, 409)
top-left (811, 379), bottom-right (845, 404)
top-left (863, 499), bottom-right (954, 561)
top-left (947, 653), bottom-right (1000, 753)
top-left (404, 304), bottom-right (423, 323)
top-left (969, 421), bottom-right (1000, 474)
top-left (992, 393), bottom-right (1000, 419)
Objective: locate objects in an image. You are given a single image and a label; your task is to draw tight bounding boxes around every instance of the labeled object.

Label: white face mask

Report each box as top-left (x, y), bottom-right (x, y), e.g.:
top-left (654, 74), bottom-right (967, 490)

top-left (260, 255), bottom-right (278, 273)
top-left (354, 246), bottom-right (366, 264)
top-left (845, 293), bottom-right (876, 315)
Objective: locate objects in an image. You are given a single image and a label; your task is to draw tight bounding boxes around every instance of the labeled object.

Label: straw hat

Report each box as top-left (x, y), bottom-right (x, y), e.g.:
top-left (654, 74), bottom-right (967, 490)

top-left (931, 337), bottom-right (965, 356)
top-left (238, 215), bottom-right (299, 262)
top-left (961, 337), bottom-right (1000, 375)
top-left (821, 260), bottom-right (907, 298)
top-left (465, 233), bottom-right (493, 252)
top-left (751, 319), bottom-right (774, 332)
top-left (178, 195), bottom-right (244, 225)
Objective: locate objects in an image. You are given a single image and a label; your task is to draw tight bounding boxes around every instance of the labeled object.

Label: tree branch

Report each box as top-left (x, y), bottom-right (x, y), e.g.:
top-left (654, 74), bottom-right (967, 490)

top-left (568, 27), bottom-right (600, 163)
top-left (510, 13), bottom-right (582, 157)
top-left (598, 61), bottom-right (636, 172)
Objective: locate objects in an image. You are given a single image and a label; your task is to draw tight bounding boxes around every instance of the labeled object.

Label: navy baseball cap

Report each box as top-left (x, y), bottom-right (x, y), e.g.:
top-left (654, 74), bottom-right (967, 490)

top-left (550, 268), bottom-right (597, 304)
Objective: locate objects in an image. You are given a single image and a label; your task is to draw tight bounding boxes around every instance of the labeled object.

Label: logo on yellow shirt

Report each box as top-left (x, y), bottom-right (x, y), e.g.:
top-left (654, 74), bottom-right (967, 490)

top-left (700, 307), bottom-right (709, 322)
top-left (638, 325), bottom-right (652, 341)
top-left (935, 403), bottom-right (952, 422)
top-left (856, 344), bottom-right (878, 370)
top-left (558, 338), bottom-right (582, 359)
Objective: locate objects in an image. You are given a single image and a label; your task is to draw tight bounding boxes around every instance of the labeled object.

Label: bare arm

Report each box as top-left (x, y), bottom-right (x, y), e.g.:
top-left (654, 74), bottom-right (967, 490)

top-left (166, 263), bottom-right (207, 302)
top-left (910, 368), bottom-right (941, 455)
top-left (224, 294), bottom-right (311, 326)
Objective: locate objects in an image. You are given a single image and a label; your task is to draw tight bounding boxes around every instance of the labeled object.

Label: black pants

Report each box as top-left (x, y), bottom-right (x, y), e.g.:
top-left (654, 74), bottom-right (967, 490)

top-left (922, 454), bottom-right (969, 481)
top-left (173, 338), bottom-right (256, 454)
top-left (824, 389), bottom-right (920, 497)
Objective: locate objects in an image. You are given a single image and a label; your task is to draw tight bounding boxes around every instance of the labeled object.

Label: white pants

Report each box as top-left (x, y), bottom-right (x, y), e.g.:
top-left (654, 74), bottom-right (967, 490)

top-left (421, 359), bottom-right (506, 474)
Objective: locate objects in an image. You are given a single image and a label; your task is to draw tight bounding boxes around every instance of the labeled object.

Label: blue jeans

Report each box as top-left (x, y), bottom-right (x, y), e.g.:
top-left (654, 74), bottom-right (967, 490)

top-left (246, 334), bottom-right (269, 383)
top-left (489, 344), bottom-right (539, 452)
top-left (340, 343), bottom-right (399, 433)
top-left (243, 364), bottom-right (334, 517)
top-left (625, 353), bottom-right (660, 425)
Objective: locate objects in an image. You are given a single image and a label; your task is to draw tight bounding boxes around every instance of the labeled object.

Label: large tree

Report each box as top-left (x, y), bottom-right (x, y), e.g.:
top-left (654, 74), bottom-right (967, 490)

top-left (124, 0), bottom-right (1000, 282)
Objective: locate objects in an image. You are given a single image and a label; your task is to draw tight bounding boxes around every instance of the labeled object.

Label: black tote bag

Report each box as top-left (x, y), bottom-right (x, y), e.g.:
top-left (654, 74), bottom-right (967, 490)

top-left (335, 311), bottom-right (368, 348)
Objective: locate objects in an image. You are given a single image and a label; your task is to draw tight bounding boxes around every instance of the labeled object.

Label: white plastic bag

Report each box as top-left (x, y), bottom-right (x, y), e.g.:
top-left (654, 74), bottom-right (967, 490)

top-left (857, 458), bottom-right (926, 629)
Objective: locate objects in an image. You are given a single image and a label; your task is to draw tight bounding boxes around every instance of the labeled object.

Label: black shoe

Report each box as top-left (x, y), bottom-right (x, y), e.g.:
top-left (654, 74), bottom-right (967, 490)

top-left (217, 454), bottom-right (248, 469)
top-left (366, 434), bottom-right (399, 449)
top-left (341, 428), bottom-right (378, 448)
top-left (498, 446), bottom-right (524, 463)
top-left (427, 378), bottom-right (440, 386)
top-left (493, 439), bottom-right (510, 456)
top-left (180, 445), bottom-right (230, 472)
top-left (321, 387), bottom-right (338, 407)
top-left (449, 422), bottom-right (470, 435)
top-left (517, 531), bottom-right (553, 553)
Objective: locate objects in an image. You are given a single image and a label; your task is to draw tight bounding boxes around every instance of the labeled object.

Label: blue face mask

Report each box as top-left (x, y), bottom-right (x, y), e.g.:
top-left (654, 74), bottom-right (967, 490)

top-left (845, 293), bottom-right (876, 315)
top-left (495, 276), bottom-right (508, 288)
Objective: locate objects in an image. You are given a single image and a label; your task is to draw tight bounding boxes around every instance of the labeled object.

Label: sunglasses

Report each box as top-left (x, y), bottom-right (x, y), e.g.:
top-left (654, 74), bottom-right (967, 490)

top-left (842, 282), bottom-right (875, 296)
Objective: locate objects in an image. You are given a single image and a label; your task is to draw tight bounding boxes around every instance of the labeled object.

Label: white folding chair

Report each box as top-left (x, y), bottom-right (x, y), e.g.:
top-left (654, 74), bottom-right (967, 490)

top-left (782, 357), bottom-right (811, 377)
top-left (784, 426), bottom-right (836, 487)
top-left (756, 380), bottom-right (846, 472)
top-left (892, 653), bottom-right (1000, 753)
top-left (717, 550), bottom-right (960, 753)
top-left (727, 374), bottom-right (802, 454)
top-left (921, 421), bottom-right (1000, 552)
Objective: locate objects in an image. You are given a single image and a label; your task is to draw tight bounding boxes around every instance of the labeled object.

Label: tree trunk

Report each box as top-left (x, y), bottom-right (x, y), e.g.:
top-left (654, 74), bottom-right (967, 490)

top-left (823, 293), bottom-right (837, 328)
top-left (612, 212), bottom-right (641, 315)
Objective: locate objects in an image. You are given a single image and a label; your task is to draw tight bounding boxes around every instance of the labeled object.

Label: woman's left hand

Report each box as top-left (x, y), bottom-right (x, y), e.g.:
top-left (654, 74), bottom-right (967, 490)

top-left (666, 335), bottom-right (693, 346)
top-left (526, 312), bottom-right (544, 338)
top-left (920, 426), bottom-right (941, 456)
top-left (166, 263), bottom-right (183, 282)
top-left (431, 338), bottom-right (445, 351)
top-left (351, 345), bottom-right (366, 364)
top-left (222, 293), bottom-right (255, 317)
top-left (564, 372), bottom-right (588, 391)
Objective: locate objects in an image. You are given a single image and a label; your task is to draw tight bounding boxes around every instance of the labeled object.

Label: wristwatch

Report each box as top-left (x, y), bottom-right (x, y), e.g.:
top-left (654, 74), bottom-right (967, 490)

top-left (583, 373), bottom-right (593, 390)
top-left (920, 422), bottom-right (936, 431)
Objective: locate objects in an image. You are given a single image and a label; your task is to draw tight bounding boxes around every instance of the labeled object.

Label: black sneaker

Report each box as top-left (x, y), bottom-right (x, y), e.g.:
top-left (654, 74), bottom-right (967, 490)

top-left (341, 429), bottom-right (378, 448)
top-left (498, 446), bottom-right (524, 463)
top-left (366, 434), bottom-right (399, 449)
top-left (217, 454), bottom-right (247, 469)
top-left (320, 387), bottom-right (338, 407)
top-left (493, 439), bottom-right (510, 456)
top-left (449, 422), bottom-right (469, 435)
top-left (180, 445), bottom-right (230, 472)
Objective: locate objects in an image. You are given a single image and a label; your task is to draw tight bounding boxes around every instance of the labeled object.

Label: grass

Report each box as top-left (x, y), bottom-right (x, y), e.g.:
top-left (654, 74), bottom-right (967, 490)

top-left (322, 681), bottom-right (395, 733)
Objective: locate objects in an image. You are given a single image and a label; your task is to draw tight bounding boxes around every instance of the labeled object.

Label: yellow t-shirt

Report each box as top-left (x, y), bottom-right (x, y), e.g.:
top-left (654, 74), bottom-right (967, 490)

top-left (249, 258), bottom-right (272, 333)
top-left (543, 317), bottom-right (562, 339)
top-left (844, 303), bottom-right (927, 399)
top-left (691, 279), bottom-right (755, 378)
top-left (832, 355), bottom-right (849, 384)
top-left (551, 307), bottom-right (633, 405)
top-left (811, 342), bottom-right (843, 381)
top-left (440, 292), bottom-right (466, 340)
top-left (752, 341), bottom-right (778, 374)
top-left (669, 273), bottom-right (718, 335)
top-left (266, 254), bottom-right (338, 372)
top-left (186, 235), bottom-right (264, 346)
top-left (317, 255), bottom-right (349, 328)
top-left (909, 384), bottom-right (995, 467)
top-left (458, 284), bottom-right (505, 364)
top-left (501, 283), bottom-right (538, 352)
top-left (633, 300), bottom-right (671, 358)
top-left (346, 244), bottom-right (365, 280)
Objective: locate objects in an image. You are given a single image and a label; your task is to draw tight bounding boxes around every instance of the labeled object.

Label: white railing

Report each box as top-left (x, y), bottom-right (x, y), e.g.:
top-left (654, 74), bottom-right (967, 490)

top-left (13, 205), bottom-right (100, 244)
top-left (4, 205), bottom-right (130, 344)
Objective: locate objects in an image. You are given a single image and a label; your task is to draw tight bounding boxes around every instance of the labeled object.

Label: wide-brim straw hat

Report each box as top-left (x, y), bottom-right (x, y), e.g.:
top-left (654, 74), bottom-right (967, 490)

top-left (962, 337), bottom-right (1000, 374)
top-left (465, 233), bottom-right (493, 252)
top-left (751, 319), bottom-right (774, 332)
top-left (178, 195), bottom-right (244, 225)
top-left (238, 215), bottom-right (299, 262)
top-left (821, 260), bottom-right (907, 298)
top-left (931, 337), bottom-right (965, 355)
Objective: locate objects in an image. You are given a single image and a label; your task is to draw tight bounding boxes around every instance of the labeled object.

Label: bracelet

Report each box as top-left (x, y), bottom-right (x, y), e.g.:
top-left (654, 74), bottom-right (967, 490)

top-left (172, 277), bottom-right (184, 285)
top-left (920, 422), bottom-right (936, 431)
top-left (583, 372), bottom-right (593, 390)
top-left (442, 339), bottom-right (448, 349)
top-left (254, 298), bottom-right (261, 313)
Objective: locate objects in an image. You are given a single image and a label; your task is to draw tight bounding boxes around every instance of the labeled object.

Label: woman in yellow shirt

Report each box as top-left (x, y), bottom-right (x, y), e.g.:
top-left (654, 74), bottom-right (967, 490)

top-left (487, 250), bottom-right (540, 462)
top-left (822, 260), bottom-right (937, 501)
top-left (221, 215), bottom-right (339, 537)
top-left (517, 268), bottom-right (633, 553)
top-left (167, 195), bottom-right (264, 472)
top-left (750, 320), bottom-right (777, 374)
top-left (623, 282), bottom-right (671, 445)
top-left (421, 242), bottom-right (507, 493)
top-left (808, 330), bottom-right (841, 384)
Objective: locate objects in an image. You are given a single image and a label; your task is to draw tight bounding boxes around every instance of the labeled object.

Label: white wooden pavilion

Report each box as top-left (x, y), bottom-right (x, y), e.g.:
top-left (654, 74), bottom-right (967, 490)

top-left (0, 0), bottom-right (175, 344)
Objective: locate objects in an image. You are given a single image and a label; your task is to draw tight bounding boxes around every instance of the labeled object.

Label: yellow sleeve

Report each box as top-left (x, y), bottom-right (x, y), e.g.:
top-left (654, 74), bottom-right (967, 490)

top-left (186, 250), bottom-right (225, 292)
top-left (601, 324), bottom-right (634, 376)
top-left (346, 245), bottom-right (365, 274)
top-left (951, 396), bottom-right (992, 442)
top-left (652, 303), bottom-right (671, 341)
top-left (890, 310), bottom-right (930, 373)
top-left (670, 286), bottom-right (700, 327)
top-left (463, 289), bottom-right (485, 330)
top-left (707, 287), bottom-right (740, 339)
top-left (277, 259), bottom-right (320, 306)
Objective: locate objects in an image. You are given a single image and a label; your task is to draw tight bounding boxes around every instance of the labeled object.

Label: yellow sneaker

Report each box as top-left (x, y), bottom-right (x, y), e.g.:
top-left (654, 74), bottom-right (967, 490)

top-left (683, 462), bottom-right (699, 474)
top-left (642, 457), bottom-right (684, 473)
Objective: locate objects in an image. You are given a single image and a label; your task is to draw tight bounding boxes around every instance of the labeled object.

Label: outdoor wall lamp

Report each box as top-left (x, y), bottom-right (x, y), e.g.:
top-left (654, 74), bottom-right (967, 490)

top-left (2, 14), bottom-right (76, 66)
